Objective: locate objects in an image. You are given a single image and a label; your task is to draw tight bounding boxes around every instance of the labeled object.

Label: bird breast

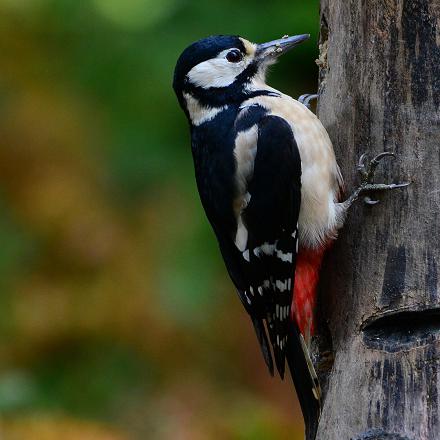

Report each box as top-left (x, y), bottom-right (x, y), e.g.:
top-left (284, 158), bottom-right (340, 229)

top-left (240, 93), bottom-right (344, 249)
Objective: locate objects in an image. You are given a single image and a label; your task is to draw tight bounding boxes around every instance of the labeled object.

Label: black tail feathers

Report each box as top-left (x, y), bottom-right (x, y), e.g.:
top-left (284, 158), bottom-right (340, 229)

top-left (286, 320), bottom-right (321, 440)
top-left (251, 316), bottom-right (321, 439)
top-left (251, 316), bottom-right (274, 376)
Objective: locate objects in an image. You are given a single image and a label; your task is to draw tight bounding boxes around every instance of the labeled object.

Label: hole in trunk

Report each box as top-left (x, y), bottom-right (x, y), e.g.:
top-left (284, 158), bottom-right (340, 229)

top-left (353, 428), bottom-right (412, 440)
top-left (362, 308), bottom-right (440, 352)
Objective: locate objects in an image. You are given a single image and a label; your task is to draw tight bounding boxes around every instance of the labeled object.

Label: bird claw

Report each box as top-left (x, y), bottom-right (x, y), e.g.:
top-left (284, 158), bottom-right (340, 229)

top-left (370, 151), bottom-right (395, 165)
top-left (298, 93), bottom-right (319, 109)
top-left (345, 151), bottom-right (409, 208)
top-left (357, 153), bottom-right (368, 169)
top-left (358, 151), bottom-right (396, 183)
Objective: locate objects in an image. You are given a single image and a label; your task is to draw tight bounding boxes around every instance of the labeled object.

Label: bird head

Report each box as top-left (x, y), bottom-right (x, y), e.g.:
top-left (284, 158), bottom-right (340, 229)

top-left (173, 34), bottom-right (309, 119)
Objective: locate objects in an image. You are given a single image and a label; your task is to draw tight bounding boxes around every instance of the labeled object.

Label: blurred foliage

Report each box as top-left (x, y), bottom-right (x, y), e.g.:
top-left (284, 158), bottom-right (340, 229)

top-left (0, 0), bottom-right (319, 438)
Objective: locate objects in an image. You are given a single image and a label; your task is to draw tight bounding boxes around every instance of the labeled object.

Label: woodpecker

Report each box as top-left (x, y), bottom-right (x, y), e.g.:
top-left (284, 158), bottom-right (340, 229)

top-left (173, 34), bottom-right (408, 439)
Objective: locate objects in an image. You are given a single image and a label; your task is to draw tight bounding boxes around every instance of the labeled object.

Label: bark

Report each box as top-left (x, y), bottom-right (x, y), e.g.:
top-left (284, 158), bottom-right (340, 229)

top-left (315, 1), bottom-right (440, 439)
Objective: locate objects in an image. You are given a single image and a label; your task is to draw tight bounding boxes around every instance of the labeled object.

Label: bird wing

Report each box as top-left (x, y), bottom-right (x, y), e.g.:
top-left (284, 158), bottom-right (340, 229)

top-left (221, 113), bottom-right (302, 378)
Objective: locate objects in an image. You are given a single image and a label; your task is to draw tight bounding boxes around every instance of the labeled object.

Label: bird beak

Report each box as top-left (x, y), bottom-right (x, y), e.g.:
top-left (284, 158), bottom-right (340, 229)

top-left (255, 34), bottom-right (310, 61)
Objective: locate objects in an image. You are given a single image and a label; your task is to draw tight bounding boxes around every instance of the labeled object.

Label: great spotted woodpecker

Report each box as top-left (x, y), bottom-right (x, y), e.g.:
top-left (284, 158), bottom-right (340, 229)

top-left (173, 34), bottom-right (408, 439)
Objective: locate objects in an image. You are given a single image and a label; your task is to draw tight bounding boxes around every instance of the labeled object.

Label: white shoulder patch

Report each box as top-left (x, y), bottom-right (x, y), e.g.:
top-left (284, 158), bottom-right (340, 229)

top-left (235, 216), bottom-right (248, 252)
top-left (233, 125), bottom-right (258, 200)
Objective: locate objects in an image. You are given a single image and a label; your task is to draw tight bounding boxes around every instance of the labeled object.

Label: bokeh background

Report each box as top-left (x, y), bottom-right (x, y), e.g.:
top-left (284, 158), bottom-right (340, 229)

top-left (0, 1), bottom-right (320, 438)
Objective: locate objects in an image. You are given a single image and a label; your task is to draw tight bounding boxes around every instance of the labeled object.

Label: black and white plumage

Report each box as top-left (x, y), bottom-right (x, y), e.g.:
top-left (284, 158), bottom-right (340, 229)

top-left (174, 35), bottom-right (308, 376)
top-left (222, 109), bottom-right (301, 378)
top-left (173, 34), bottom-right (332, 439)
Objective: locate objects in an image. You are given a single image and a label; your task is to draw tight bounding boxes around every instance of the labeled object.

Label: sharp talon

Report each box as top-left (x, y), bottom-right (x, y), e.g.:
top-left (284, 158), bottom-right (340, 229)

top-left (371, 151), bottom-right (395, 165)
top-left (304, 94), bottom-right (319, 107)
top-left (359, 153), bottom-right (368, 163)
top-left (364, 196), bottom-right (380, 205)
top-left (389, 182), bottom-right (411, 189)
top-left (298, 93), bottom-right (319, 109)
top-left (376, 151), bottom-right (395, 159)
top-left (357, 153), bottom-right (368, 170)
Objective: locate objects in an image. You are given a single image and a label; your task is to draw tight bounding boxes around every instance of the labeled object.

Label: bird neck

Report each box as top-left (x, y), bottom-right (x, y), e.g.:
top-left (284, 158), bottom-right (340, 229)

top-left (181, 81), bottom-right (279, 127)
top-left (183, 92), bottom-right (230, 127)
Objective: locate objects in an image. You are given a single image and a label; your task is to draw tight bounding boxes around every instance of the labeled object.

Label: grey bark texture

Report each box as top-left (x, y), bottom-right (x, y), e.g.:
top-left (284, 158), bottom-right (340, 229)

top-left (315, 1), bottom-right (440, 439)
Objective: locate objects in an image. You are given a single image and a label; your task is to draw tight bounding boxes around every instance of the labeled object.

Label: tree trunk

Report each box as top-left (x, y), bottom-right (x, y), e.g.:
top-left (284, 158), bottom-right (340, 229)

top-left (315, 1), bottom-right (440, 439)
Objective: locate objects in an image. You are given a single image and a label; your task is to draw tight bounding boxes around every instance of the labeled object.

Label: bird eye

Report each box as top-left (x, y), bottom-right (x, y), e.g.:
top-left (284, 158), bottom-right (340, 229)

top-left (226, 50), bottom-right (243, 63)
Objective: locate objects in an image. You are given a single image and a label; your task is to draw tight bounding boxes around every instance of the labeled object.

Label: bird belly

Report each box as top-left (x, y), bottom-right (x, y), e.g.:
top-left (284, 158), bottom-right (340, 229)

top-left (287, 105), bottom-right (342, 249)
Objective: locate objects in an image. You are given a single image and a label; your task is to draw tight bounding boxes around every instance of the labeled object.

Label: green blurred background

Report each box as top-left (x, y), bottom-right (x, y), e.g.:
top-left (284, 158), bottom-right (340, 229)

top-left (0, 1), bottom-right (320, 438)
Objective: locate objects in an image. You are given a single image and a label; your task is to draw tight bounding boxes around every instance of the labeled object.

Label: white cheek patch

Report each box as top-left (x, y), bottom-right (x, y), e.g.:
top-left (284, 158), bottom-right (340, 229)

top-left (186, 49), bottom-right (250, 89)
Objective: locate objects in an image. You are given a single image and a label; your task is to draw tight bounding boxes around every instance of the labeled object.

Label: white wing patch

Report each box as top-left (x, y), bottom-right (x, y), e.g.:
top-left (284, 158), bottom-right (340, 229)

top-left (252, 241), bottom-right (292, 263)
top-left (235, 216), bottom-right (248, 252)
top-left (234, 126), bottom-right (258, 201)
top-left (233, 125), bottom-right (259, 254)
top-left (275, 279), bottom-right (289, 292)
top-left (253, 242), bottom-right (276, 257)
top-left (276, 249), bottom-right (293, 262)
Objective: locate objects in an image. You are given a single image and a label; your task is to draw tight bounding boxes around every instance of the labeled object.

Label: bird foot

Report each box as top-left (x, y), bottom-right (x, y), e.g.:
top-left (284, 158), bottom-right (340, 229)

top-left (345, 152), bottom-right (410, 208)
top-left (298, 93), bottom-right (319, 109)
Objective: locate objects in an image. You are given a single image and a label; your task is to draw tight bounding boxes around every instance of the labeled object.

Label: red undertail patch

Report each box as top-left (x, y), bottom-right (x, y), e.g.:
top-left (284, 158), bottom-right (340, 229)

top-left (291, 247), bottom-right (326, 342)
